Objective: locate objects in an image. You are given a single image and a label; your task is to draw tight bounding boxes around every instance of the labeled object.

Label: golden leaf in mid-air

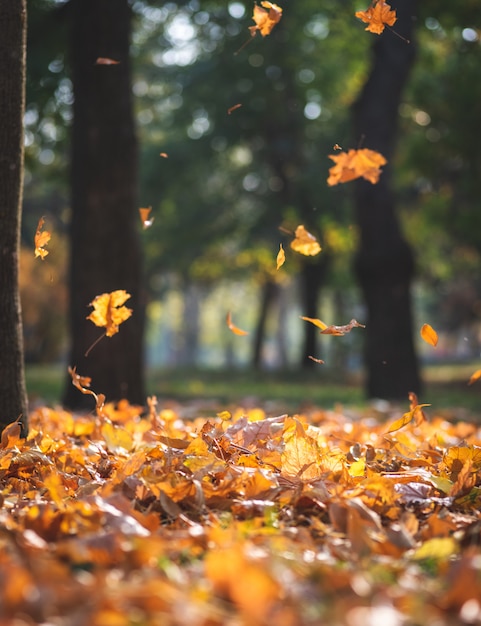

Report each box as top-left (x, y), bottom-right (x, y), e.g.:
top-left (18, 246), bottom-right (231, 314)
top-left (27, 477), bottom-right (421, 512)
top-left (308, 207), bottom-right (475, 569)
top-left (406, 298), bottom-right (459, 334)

top-left (290, 225), bottom-right (321, 256)
top-left (87, 290), bottom-right (133, 337)
top-left (139, 207), bottom-right (154, 230)
top-left (226, 311), bottom-right (249, 336)
top-left (468, 369), bottom-right (481, 386)
top-left (420, 323), bottom-right (438, 347)
top-left (276, 243), bottom-right (286, 270)
top-left (327, 148), bottom-right (387, 186)
top-left (300, 316), bottom-right (328, 331)
top-left (355, 1), bottom-right (397, 35)
top-left (34, 217), bottom-right (51, 260)
top-left (249, 1), bottom-right (283, 37)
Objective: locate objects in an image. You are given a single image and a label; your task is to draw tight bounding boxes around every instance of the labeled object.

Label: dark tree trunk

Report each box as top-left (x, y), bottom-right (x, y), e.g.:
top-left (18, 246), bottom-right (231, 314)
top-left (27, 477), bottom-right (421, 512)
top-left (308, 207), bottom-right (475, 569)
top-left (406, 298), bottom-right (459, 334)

top-left (0, 0), bottom-right (28, 434)
top-left (353, 0), bottom-right (421, 399)
top-left (300, 257), bottom-right (329, 367)
top-left (252, 279), bottom-right (279, 368)
top-left (63, 0), bottom-right (145, 409)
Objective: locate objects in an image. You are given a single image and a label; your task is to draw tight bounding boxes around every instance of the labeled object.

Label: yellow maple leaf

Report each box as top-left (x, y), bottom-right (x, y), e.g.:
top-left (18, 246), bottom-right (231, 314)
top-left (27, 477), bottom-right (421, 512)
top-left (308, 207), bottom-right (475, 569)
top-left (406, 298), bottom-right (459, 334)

top-left (327, 148), bottom-right (387, 186)
top-left (87, 290), bottom-right (132, 337)
top-left (290, 225), bottom-right (321, 256)
top-left (249, 1), bottom-right (283, 37)
top-left (355, 1), bottom-right (397, 35)
top-left (34, 217), bottom-right (51, 260)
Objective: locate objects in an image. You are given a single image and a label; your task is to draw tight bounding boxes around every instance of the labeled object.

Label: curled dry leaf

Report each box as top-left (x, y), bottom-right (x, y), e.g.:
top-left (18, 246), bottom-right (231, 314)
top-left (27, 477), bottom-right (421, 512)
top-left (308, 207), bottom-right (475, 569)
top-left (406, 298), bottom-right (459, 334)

top-left (290, 225), bottom-right (321, 256)
top-left (355, 1), bottom-right (397, 35)
top-left (95, 57), bottom-right (120, 65)
top-left (420, 323), bottom-right (438, 347)
top-left (320, 319), bottom-right (365, 336)
top-left (139, 207), bottom-right (154, 229)
top-left (276, 243), bottom-right (286, 270)
top-left (68, 366), bottom-right (105, 413)
top-left (87, 290), bottom-right (132, 337)
top-left (327, 148), bottom-right (387, 186)
top-left (249, 1), bottom-right (283, 37)
top-left (226, 311), bottom-right (249, 336)
top-left (34, 217), bottom-right (51, 260)
top-left (308, 355), bottom-right (325, 364)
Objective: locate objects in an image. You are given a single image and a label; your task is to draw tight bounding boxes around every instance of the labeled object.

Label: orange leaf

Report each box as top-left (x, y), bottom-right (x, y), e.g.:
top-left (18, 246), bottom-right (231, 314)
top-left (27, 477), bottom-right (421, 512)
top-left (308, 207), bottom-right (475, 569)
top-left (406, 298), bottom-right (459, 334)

top-left (159, 152), bottom-right (169, 158)
top-left (420, 323), bottom-right (438, 347)
top-left (276, 243), bottom-right (286, 269)
top-left (327, 148), bottom-right (387, 186)
top-left (468, 369), bottom-right (481, 386)
top-left (87, 290), bottom-right (132, 337)
top-left (227, 103), bottom-right (242, 115)
top-left (300, 316), bottom-right (328, 331)
top-left (249, 1), bottom-right (283, 37)
top-left (386, 404), bottom-right (430, 434)
top-left (95, 57), bottom-right (120, 65)
top-left (34, 217), bottom-right (51, 260)
top-left (290, 225), bottom-right (321, 256)
top-left (320, 319), bottom-right (365, 336)
top-left (139, 207), bottom-right (154, 229)
top-left (226, 311), bottom-right (249, 336)
top-left (355, 1), bottom-right (397, 35)
top-left (0, 420), bottom-right (23, 449)
top-left (308, 355), bottom-right (325, 364)
top-left (68, 366), bottom-right (105, 413)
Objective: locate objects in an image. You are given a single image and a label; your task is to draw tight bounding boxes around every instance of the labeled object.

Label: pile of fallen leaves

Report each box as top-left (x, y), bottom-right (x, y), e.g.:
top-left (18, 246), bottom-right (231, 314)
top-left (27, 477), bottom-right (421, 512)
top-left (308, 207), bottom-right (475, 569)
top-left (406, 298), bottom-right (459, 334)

top-left (1, 394), bottom-right (480, 625)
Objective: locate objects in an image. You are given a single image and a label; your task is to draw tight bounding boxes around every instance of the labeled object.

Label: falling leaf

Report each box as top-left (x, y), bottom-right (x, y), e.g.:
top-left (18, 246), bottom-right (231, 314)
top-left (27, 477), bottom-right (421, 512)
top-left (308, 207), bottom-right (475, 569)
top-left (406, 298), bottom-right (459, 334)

top-left (320, 319), bottom-right (365, 336)
top-left (420, 323), bottom-right (438, 347)
top-left (276, 243), bottom-right (286, 270)
top-left (217, 410), bottom-right (232, 421)
top-left (34, 217), bottom-right (51, 260)
top-left (386, 404), bottom-right (430, 434)
top-left (290, 225), bottom-right (321, 256)
top-left (228, 104), bottom-right (242, 115)
top-left (249, 1), bottom-right (283, 37)
top-left (68, 366), bottom-right (105, 413)
top-left (226, 311), bottom-right (249, 336)
top-left (327, 148), bottom-right (387, 186)
top-left (95, 57), bottom-right (120, 65)
top-left (355, 1), bottom-right (397, 35)
top-left (159, 152), bottom-right (169, 158)
top-left (333, 143), bottom-right (342, 151)
top-left (87, 290), bottom-right (132, 337)
top-left (308, 355), bottom-right (325, 364)
top-left (468, 369), bottom-right (481, 386)
top-left (300, 316), bottom-right (328, 331)
top-left (139, 207), bottom-right (154, 229)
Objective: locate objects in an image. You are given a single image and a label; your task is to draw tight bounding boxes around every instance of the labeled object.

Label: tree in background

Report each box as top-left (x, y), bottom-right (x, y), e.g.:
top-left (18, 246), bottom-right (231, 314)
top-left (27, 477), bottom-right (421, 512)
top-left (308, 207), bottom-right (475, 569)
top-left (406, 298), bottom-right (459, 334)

top-left (62, 0), bottom-right (145, 408)
top-left (352, 0), bottom-right (421, 399)
top-left (0, 0), bottom-right (29, 434)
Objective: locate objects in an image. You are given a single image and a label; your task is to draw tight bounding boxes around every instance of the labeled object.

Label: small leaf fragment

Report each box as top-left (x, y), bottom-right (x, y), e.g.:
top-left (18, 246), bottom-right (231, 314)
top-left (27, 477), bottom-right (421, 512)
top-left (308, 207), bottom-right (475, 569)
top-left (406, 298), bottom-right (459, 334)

top-left (308, 355), bottom-right (325, 364)
top-left (468, 369), bottom-right (481, 386)
top-left (276, 243), bottom-right (286, 269)
top-left (226, 311), bottom-right (249, 336)
top-left (420, 323), bottom-right (438, 347)
top-left (227, 103), bottom-right (242, 115)
top-left (320, 319), bottom-right (365, 336)
top-left (34, 217), bottom-right (51, 260)
top-left (95, 57), bottom-right (120, 65)
top-left (300, 316), bottom-right (328, 331)
top-left (139, 207), bottom-right (154, 229)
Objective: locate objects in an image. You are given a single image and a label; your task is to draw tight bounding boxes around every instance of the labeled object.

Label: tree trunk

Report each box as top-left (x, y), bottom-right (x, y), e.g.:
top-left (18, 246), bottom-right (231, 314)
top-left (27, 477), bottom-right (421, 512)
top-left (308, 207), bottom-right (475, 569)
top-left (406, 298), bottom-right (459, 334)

top-left (353, 0), bottom-right (421, 399)
top-left (299, 257), bottom-right (329, 367)
top-left (0, 0), bottom-right (28, 434)
top-left (252, 279), bottom-right (279, 368)
top-left (63, 0), bottom-right (145, 409)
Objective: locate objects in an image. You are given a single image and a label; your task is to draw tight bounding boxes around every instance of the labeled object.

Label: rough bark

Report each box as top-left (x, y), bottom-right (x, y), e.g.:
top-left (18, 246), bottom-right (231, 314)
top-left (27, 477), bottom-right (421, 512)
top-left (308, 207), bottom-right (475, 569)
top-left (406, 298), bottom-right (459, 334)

top-left (353, 0), bottom-right (421, 399)
top-left (0, 0), bottom-right (28, 434)
top-left (63, 0), bottom-right (145, 408)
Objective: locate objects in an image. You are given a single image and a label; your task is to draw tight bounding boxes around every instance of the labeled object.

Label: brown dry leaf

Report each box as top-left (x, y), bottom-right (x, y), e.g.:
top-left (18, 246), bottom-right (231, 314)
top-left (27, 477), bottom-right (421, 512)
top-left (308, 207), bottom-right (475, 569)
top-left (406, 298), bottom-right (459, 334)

top-left (386, 404), bottom-right (431, 434)
top-left (95, 57), bottom-right (120, 65)
top-left (139, 207), bottom-right (154, 230)
top-left (0, 420), bottom-right (23, 449)
top-left (67, 365), bottom-right (105, 413)
top-left (159, 152), bottom-right (169, 158)
top-left (320, 319), bottom-right (365, 336)
top-left (308, 355), bottom-right (325, 364)
top-left (34, 217), bottom-right (51, 260)
top-left (228, 103), bottom-right (242, 115)
top-left (420, 323), bottom-right (438, 347)
top-left (87, 290), bottom-right (132, 337)
top-left (327, 148), bottom-right (387, 186)
top-left (290, 225), bottom-right (321, 256)
top-left (276, 243), bottom-right (286, 269)
top-left (355, 1), bottom-right (397, 35)
top-left (226, 311), bottom-right (249, 336)
top-left (300, 316), bottom-right (328, 331)
top-left (249, 1), bottom-right (283, 38)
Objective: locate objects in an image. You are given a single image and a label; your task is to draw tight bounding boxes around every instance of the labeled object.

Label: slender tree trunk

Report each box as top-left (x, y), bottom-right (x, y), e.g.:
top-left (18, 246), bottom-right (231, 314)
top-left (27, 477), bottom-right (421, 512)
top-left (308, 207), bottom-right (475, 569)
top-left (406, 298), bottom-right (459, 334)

top-left (0, 0), bottom-right (28, 434)
top-left (63, 0), bottom-right (145, 408)
top-left (353, 0), bottom-right (421, 399)
top-left (299, 257), bottom-right (329, 367)
top-left (252, 279), bottom-right (279, 368)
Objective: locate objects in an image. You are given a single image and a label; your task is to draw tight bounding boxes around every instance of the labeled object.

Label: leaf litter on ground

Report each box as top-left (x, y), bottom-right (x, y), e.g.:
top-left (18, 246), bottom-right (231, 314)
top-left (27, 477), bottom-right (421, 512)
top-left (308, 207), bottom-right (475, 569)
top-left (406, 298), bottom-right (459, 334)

top-left (0, 390), bottom-right (481, 625)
